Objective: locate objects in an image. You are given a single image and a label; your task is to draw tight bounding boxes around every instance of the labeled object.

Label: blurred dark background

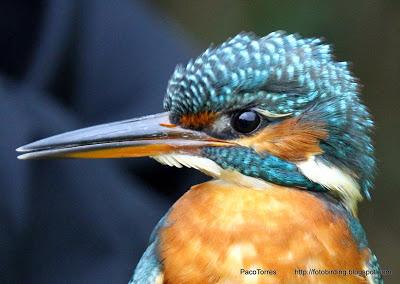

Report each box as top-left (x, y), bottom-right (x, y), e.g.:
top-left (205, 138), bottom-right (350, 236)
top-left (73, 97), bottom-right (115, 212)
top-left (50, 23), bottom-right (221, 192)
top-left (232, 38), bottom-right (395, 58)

top-left (0, 0), bottom-right (398, 283)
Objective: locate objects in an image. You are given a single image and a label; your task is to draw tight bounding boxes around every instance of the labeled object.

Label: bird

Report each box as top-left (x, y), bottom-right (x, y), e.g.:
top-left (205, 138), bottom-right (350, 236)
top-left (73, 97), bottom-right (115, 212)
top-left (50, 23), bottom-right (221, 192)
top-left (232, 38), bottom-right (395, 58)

top-left (17, 31), bottom-right (382, 283)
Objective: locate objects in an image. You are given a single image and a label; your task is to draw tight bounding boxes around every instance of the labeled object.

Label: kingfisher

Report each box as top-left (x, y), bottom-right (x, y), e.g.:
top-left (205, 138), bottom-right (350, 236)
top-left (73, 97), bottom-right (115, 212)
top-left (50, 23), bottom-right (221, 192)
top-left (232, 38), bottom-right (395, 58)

top-left (17, 31), bottom-right (382, 283)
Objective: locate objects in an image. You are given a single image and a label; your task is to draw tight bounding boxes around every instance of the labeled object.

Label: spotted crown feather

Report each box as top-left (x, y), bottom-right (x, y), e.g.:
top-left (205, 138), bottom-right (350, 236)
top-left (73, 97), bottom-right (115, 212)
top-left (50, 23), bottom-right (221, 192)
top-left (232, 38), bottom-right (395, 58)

top-left (164, 31), bottom-right (352, 117)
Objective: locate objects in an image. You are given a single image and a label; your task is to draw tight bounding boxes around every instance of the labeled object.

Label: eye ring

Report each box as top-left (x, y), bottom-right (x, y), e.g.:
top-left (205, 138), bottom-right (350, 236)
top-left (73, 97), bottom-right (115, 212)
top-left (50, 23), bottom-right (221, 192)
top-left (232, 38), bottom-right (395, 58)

top-left (231, 110), bottom-right (261, 134)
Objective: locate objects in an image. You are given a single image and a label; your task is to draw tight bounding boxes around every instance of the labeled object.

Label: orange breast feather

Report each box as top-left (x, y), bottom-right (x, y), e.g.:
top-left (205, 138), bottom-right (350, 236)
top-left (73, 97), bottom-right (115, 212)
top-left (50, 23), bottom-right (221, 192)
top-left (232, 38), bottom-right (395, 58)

top-left (159, 181), bottom-right (370, 284)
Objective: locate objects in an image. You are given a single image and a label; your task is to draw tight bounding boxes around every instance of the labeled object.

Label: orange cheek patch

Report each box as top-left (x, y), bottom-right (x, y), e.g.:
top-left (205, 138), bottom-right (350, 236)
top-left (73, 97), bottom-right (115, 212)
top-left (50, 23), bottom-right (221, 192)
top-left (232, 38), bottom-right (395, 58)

top-left (179, 111), bottom-right (217, 129)
top-left (236, 118), bottom-right (327, 161)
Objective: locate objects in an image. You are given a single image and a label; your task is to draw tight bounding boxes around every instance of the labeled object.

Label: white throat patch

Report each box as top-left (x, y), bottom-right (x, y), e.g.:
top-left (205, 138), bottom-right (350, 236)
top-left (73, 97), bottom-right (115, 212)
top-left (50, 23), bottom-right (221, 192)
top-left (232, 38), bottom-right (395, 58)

top-left (152, 154), bottom-right (273, 190)
top-left (296, 156), bottom-right (362, 214)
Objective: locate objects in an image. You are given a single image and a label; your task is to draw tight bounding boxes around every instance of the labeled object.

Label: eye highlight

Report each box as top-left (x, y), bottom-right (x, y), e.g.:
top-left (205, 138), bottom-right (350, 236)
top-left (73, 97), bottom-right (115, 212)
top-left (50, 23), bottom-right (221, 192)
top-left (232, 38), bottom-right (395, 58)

top-left (231, 110), bottom-right (261, 134)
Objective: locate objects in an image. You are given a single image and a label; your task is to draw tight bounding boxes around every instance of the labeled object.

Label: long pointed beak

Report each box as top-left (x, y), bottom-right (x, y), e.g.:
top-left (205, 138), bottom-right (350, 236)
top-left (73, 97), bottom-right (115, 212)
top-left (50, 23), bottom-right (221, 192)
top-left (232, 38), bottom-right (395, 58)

top-left (17, 112), bottom-right (233, 160)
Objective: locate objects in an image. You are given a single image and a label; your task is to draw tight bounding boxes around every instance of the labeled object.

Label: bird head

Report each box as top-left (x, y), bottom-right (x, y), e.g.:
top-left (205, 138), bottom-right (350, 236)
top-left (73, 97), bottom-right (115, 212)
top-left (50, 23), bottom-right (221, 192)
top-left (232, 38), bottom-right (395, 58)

top-left (17, 31), bottom-right (374, 214)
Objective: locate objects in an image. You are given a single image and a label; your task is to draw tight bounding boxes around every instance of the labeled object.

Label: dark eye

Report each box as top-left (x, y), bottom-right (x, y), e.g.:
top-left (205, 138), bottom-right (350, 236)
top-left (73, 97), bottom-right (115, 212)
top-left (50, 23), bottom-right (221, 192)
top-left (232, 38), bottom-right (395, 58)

top-left (231, 110), bottom-right (261, 134)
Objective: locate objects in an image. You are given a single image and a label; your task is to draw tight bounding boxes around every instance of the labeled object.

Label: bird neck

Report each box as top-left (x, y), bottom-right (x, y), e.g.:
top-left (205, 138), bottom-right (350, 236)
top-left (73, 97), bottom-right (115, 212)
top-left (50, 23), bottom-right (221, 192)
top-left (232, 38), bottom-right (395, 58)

top-left (153, 153), bottom-right (361, 215)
